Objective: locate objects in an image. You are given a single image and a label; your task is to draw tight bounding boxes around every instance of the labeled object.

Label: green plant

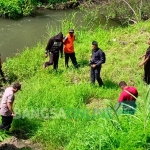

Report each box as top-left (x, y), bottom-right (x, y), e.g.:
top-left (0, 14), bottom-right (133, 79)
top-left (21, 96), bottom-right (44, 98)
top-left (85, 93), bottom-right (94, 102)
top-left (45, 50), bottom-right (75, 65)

top-left (0, 131), bottom-right (8, 141)
top-left (0, 0), bottom-right (34, 19)
top-left (105, 0), bottom-right (150, 24)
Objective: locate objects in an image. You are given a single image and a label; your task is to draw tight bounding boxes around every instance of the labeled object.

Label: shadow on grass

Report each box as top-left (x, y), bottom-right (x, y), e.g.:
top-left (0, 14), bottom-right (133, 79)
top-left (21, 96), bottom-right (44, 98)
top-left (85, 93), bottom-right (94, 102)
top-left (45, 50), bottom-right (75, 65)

top-left (104, 80), bottom-right (119, 89)
top-left (11, 118), bottom-right (41, 140)
top-left (47, 68), bottom-right (65, 75)
top-left (78, 59), bottom-right (90, 67)
top-left (0, 144), bottom-right (31, 150)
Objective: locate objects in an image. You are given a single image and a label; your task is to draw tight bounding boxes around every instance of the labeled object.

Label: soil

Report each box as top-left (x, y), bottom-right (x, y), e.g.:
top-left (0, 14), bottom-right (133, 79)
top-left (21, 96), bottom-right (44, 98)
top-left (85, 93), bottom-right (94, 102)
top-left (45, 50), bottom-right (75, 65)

top-left (0, 135), bottom-right (43, 150)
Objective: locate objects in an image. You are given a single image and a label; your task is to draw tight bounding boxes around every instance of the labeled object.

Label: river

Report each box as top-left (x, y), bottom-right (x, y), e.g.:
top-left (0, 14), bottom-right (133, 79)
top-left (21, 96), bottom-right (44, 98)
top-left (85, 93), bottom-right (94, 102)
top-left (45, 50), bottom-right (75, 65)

top-left (0, 9), bottom-right (120, 61)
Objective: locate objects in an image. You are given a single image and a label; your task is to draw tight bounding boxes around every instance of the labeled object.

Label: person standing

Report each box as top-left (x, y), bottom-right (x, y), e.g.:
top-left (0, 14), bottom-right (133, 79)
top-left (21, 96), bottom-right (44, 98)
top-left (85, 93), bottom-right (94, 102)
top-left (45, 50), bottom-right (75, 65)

top-left (0, 54), bottom-right (6, 83)
top-left (139, 38), bottom-right (150, 84)
top-left (0, 82), bottom-right (21, 131)
top-left (115, 81), bottom-right (138, 114)
top-left (90, 41), bottom-right (104, 87)
top-left (63, 29), bottom-right (79, 68)
top-left (43, 32), bottom-right (63, 70)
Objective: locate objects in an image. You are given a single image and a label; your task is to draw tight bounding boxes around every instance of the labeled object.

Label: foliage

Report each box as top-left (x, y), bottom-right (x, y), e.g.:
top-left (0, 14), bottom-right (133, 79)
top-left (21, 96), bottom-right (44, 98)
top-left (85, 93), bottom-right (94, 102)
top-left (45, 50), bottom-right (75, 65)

top-left (105, 0), bottom-right (150, 25)
top-left (2, 12), bottom-right (150, 149)
top-left (0, 0), bottom-right (34, 19)
top-left (0, 0), bottom-right (76, 19)
top-left (36, 0), bottom-right (70, 4)
top-left (79, 0), bottom-right (150, 25)
top-left (0, 131), bottom-right (8, 142)
top-left (4, 43), bottom-right (44, 80)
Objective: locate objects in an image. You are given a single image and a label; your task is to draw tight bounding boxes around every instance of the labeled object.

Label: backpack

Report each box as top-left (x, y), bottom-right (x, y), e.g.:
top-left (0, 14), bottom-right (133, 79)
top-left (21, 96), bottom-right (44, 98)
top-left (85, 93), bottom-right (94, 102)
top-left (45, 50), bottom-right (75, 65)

top-left (100, 49), bottom-right (106, 64)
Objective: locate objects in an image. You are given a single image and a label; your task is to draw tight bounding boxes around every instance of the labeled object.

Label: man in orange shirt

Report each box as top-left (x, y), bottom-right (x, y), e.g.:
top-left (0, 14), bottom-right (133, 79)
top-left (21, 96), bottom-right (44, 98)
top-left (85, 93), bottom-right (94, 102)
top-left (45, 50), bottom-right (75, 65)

top-left (63, 29), bottom-right (79, 68)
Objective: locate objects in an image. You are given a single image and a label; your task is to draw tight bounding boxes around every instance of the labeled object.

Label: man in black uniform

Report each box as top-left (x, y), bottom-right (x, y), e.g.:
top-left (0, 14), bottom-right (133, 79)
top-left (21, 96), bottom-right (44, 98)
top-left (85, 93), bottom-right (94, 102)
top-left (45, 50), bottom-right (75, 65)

top-left (139, 38), bottom-right (150, 84)
top-left (0, 54), bottom-right (6, 83)
top-left (90, 41), bottom-right (105, 87)
top-left (43, 32), bottom-right (63, 70)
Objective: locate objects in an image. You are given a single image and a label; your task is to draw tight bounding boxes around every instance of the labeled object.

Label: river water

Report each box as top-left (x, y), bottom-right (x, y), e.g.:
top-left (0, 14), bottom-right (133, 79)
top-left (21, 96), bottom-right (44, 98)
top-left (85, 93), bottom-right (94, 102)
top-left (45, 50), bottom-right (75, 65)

top-left (0, 9), bottom-right (119, 61)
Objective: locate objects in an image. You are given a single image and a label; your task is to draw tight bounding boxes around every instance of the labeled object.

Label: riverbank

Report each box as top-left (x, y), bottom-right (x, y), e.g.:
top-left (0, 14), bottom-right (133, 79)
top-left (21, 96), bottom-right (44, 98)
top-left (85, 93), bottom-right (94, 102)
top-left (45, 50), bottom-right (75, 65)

top-left (36, 0), bottom-right (104, 10)
top-left (1, 0), bottom-right (150, 26)
top-left (0, 0), bottom-right (103, 19)
top-left (1, 18), bottom-right (150, 149)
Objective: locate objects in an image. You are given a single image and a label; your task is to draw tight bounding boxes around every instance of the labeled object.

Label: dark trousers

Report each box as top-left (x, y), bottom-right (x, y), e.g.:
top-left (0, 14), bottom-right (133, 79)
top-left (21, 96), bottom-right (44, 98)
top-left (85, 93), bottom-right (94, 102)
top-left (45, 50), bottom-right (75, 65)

top-left (0, 116), bottom-right (13, 131)
top-left (44, 53), bottom-right (59, 70)
top-left (144, 64), bottom-right (150, 84)
top-left (64, 52), bottom-right (78, 68)
top-left (0, 68), bottom-right (6, 83)
top-left (91, 65), bottom-right (103, 86)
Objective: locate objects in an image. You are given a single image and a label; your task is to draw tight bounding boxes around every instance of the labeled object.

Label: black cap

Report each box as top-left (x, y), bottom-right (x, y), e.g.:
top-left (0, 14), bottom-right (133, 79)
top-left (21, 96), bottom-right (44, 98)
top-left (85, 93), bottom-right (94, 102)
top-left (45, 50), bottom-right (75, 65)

top-left (92, 41), bottom-right (98, 46)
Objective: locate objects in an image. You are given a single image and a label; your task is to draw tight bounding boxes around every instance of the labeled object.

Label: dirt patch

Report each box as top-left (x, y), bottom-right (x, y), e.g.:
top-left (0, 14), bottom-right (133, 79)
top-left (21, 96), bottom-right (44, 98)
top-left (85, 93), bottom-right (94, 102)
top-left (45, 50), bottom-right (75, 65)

top-left (0, 136), bottom-right (43, 150)
top-left (86, 97), bottom-right (106, 109)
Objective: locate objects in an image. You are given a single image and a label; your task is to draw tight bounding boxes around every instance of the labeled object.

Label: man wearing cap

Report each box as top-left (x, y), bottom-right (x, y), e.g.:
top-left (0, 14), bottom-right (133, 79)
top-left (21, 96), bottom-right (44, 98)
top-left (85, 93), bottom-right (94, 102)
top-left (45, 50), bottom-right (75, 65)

top-left (63, 29), bottom-right (79, 68)
top-left (0, 54), bottom-right (6, 83)
top-left (90, 41), bottom-right (104, 87)
top-left (0, 82), bottom-right (21, 131)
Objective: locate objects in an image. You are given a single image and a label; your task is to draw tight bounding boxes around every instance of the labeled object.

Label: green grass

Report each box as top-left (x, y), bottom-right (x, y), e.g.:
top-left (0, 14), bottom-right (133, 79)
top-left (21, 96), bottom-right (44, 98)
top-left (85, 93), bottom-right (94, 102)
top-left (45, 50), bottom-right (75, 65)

top-left (2, 16), bottom-right (150, 149)
top-left (0, 131), bottom-right (8, 142)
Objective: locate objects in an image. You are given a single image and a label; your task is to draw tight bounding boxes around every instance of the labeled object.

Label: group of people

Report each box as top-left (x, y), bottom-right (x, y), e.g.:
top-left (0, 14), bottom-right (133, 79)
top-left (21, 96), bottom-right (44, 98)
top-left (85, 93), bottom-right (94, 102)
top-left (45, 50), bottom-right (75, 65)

top-left (0, 30), bottom-right (150, 131)
top-left (43, 29), bottom-right (80, 70)
top-left (43, 29), bottom-right (106, 87)
top-left (43, 29), bottom-right (150, 87)
top-left (42, 32), bottom-right (150, 115)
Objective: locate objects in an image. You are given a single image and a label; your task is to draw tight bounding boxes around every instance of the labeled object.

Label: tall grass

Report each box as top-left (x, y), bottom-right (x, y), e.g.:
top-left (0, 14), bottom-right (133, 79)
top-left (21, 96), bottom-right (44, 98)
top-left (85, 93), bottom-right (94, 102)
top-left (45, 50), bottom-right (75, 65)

top-left (2, 12), bottom-right (150, 149)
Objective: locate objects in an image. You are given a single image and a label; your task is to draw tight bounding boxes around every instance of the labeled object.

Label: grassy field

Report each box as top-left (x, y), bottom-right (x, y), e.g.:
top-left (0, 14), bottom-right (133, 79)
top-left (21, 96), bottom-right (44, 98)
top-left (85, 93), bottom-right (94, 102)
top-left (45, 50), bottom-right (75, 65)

top-left (1, 16), bottom-right (150, 149)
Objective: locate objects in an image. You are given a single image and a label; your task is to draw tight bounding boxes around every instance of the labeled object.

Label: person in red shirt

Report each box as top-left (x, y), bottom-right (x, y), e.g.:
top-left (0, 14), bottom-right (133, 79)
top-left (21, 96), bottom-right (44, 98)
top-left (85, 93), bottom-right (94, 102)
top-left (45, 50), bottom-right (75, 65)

top-left (115, 81), bottom-right (138, 114)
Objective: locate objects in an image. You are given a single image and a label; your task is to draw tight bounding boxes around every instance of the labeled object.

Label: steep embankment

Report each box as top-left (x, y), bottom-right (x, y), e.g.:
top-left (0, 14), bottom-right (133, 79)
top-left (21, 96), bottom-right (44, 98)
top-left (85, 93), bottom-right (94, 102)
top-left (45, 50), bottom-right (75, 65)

top-left (1, 18), bottom-right (150, 149)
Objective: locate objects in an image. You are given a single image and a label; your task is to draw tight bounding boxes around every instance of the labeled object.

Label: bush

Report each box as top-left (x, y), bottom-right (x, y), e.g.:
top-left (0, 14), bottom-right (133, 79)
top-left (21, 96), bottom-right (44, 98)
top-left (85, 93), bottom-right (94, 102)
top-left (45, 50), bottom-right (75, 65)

top-left (105, 0), bottom-right (150, 24)
top-left (0, 0), bottom-right (34, 19)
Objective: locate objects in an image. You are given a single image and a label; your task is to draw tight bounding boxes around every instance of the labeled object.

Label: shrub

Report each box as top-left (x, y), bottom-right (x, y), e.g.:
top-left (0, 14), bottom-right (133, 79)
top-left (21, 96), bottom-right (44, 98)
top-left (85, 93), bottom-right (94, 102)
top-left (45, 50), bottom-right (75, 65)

top-left (0, 0), bottom-right (34, 19)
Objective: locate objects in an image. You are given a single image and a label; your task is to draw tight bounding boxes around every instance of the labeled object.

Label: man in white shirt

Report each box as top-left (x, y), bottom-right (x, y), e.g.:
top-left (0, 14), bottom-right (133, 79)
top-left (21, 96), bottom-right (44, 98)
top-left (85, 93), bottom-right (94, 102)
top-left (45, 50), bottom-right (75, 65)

top-left (0, 82), bottom-right (21, 130)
